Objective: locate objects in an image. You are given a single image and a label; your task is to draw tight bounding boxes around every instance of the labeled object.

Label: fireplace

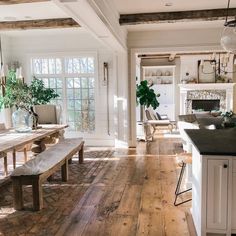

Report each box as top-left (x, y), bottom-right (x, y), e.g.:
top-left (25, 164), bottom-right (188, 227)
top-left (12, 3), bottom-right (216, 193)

top-left (192, 99), bottom-right (220, 112)
top-left (179, 83), bottom-right (235, 115)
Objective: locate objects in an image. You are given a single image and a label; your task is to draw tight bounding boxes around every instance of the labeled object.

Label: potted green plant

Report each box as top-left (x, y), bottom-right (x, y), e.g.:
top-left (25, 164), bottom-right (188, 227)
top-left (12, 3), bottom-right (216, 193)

top-left (0, 71), bottom-right (59, 130)
top-left (29, 77), bottom-right (59, 105)
top-left (136, 80), bottom-right (160, 110)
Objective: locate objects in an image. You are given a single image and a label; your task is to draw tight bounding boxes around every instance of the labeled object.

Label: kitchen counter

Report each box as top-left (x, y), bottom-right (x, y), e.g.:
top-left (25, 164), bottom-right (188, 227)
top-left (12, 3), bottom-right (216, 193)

top-left (185, 128), bottom-right (236, 156)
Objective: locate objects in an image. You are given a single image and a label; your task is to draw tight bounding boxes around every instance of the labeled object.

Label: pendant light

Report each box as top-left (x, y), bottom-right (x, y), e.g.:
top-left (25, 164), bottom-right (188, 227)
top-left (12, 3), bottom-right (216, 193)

top-left (221, 0), bottom-right (236, 53)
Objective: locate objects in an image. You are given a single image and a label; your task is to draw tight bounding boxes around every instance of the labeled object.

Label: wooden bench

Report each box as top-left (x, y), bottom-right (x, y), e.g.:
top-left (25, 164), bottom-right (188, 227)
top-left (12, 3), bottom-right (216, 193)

top-left (11, 138), bottom-right (84, 211)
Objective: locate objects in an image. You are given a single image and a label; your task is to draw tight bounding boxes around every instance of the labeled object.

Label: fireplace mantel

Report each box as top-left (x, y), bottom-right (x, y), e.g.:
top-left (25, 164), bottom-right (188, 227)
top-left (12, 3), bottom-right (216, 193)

top-left (178, 83), bottom-right (236, 114)
top-left (179, 83), bottom-right (236, 91)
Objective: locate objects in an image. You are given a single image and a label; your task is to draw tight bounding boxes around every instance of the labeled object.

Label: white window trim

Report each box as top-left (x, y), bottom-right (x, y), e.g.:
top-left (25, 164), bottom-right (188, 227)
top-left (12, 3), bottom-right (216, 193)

top-left (29, 51), bottom-right (99, 136)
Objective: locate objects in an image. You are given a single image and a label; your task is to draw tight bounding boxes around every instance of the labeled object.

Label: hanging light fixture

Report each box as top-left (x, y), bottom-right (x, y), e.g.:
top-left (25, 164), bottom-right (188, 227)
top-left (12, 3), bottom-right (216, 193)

top-left (221, 0), bottom-right (236, 53)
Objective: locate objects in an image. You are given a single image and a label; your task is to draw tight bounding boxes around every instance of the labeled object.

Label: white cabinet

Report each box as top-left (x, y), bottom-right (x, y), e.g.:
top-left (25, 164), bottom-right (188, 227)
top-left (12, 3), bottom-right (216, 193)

top-left (206, 159), bottom-right (228, 230)
top-left (142, 65), bottom-right (176, 120)
top-left (192, 146), bottom-right (236, 236)
top-left (232, 172), bottom-right (236, 230)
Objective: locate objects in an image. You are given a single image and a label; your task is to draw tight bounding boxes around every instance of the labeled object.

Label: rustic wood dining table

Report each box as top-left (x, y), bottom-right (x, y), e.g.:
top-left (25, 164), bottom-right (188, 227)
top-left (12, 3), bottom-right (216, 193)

top-left (0, 124), bottom-right (68, 155)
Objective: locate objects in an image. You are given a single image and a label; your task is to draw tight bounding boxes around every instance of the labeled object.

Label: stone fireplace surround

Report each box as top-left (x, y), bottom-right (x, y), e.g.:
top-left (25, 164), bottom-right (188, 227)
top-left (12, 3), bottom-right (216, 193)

top-left (179, 83), bottom-right (236, 115)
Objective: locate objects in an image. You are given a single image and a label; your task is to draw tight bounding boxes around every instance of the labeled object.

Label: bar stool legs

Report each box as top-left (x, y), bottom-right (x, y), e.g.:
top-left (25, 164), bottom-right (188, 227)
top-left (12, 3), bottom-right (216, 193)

top-left (174, 161), bottom-right (192, 206)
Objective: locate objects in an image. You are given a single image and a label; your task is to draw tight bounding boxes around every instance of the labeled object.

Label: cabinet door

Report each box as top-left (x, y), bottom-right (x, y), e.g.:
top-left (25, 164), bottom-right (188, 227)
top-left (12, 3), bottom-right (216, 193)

top-left (154, 84), bottom-right (173, 104)
top-left (232, 172), bottom-right (236, 230)
top-left (206, 159), bottom-right (228, 230)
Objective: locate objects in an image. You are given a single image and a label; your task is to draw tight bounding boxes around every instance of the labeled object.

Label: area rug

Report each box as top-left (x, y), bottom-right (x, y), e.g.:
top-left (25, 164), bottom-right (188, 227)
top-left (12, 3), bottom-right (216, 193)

top-left (0, 150), bottom-right (114, 236)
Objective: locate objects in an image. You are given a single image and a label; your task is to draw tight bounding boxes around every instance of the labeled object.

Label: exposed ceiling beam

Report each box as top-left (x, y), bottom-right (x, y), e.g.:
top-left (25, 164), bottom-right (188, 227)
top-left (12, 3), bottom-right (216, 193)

top-left (0, 0), bottom-right (50, 4)
top-left (138, 51), bottom-right (230, 59)
top-left (120, 8), bottom-right (236, 25)
top-left (0, 18), bottom-right (80, 30)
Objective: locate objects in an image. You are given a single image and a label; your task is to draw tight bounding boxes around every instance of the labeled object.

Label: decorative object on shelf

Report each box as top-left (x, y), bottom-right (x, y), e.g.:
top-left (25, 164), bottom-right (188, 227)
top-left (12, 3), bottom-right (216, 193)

top-left (221, 0), bottom-right (236, 53)
top-left (147, 78), bottom-right (153, 86)
top-left (165, 71), bottom-right (171, 76)
top-left (156, 78), bottom-right (162, 84)
top-left (156, 70), bottom-right (162, 76)
top-left (198, 60), bottom-right (216, 83)
top-left (136, 80), bottom-right (160, 110)
top-left (216, 74), bottom-right (227, 83)
top-left (198, 52), bottom-right (236, 82)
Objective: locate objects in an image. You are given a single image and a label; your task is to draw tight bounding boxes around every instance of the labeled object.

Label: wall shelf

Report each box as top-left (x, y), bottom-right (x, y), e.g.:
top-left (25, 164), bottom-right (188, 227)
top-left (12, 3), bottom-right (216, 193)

top-left (142, 65), bottom-right (176, 120)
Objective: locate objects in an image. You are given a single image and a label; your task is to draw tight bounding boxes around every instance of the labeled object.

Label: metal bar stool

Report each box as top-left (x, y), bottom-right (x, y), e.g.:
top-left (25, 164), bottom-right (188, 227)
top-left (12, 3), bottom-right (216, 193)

top-left (174, 153), bottom-right (192, 206)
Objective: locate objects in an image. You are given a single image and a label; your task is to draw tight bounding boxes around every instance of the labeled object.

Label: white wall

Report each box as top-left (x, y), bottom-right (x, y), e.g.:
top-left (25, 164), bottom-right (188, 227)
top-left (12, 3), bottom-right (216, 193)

top-left (128, 28), bottom-right (223, 50)
top-left (180, 54), bottom-right (234, 82)
top-left (1, 29), bottom-right (117, 146)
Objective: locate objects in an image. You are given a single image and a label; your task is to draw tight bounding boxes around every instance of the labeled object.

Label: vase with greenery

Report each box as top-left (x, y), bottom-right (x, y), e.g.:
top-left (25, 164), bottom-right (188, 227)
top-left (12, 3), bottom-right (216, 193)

top-left (221, 110), bottom-right (234, 123)
top-left (136, 80), bottom-right (160, 110)
top-left (0, 70), bottom-right (59, 130)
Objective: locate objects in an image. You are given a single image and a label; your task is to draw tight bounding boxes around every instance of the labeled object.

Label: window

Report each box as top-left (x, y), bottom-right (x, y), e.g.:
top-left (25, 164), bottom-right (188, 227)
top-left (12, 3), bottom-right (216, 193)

top-left (31, 55), bottom-right (96, 132)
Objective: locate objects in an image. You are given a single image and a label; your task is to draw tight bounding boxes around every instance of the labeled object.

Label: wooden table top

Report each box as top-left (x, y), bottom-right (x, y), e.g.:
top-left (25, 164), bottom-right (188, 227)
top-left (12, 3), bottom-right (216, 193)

top-left (0, 124), bottom-right (68, 154)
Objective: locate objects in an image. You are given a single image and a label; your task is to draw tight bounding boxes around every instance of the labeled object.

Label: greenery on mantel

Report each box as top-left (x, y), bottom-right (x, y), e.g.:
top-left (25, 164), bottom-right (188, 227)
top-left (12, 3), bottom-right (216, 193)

top-left (136, 80), bottom-right (160, 110)
top-left (0, 70), bottom-right (59, 111)
top-left (221, 110), bottom-right (234, 118)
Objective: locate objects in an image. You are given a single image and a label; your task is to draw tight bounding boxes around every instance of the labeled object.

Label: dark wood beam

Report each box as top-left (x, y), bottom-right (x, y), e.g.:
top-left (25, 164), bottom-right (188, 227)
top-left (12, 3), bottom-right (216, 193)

top-left (120, 8), bottom-right (236, 25)
top-left (0, 0), bottom-right (50, 4)
top-left (0, 18), bottom-right (80, 30)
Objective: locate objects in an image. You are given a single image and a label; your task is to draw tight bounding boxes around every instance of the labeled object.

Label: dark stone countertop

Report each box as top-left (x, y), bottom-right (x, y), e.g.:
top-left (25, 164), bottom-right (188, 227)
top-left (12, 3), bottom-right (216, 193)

top-left (185, 128), bottom-right (236, 156)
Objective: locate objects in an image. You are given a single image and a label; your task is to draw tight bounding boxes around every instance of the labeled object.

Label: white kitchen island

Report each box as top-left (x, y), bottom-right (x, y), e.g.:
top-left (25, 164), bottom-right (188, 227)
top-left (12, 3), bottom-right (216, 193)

top-left (186, 128), bottom-right (236, 236)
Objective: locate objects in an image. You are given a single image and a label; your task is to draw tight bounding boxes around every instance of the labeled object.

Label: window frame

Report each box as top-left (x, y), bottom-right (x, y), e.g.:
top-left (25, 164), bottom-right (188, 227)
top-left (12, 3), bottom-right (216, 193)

top-left (29, 52), bottom-right (98, 134)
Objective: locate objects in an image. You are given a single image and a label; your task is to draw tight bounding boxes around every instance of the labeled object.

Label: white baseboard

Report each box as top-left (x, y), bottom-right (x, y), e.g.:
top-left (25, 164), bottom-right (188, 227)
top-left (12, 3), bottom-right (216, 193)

top-left (115, 139), bottom-right (129, 148)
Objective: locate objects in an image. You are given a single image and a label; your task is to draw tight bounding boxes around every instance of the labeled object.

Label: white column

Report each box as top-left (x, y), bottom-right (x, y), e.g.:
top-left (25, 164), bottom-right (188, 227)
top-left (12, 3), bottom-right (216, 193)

top-left (180, 90), bottom-right (188, 115)
top-left (226, 88), bottom-right (234, 111)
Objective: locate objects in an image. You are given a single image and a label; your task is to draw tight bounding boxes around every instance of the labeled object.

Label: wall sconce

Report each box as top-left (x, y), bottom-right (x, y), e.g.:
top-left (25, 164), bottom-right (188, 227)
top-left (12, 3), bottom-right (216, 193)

top-left (103, 62), bottom-right (110, 135)
top-left (103, 62), bottom-right (108, 86)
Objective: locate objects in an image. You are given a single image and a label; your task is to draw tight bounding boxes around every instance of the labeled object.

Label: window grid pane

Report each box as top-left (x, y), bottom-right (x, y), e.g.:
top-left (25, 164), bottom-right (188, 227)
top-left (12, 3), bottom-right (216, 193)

top-left (40, 77), bottom-right (63, 105)
top-left (32, 58), bottom-right (62, 75)
top-left (31, 56), bottom-right (95, 133)
top-left (66, 76), bottom-right (95, 132)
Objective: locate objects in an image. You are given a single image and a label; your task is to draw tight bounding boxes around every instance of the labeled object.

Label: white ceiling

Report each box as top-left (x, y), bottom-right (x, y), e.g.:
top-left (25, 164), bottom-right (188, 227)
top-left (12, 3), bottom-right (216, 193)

top-left (0, 2), bottom-right (68, 21)
top-left (113, 0), bottom-right (236, 14)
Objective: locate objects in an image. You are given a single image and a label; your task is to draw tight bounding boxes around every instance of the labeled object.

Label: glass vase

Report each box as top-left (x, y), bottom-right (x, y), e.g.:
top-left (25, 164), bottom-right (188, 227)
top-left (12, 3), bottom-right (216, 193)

top-left (12, 107), bottom-right (32, 133)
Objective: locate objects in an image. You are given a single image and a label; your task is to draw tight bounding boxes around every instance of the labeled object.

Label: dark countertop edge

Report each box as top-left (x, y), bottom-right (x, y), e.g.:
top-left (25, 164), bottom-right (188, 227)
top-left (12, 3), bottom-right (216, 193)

top-left (185, 129), bottom-right (236, 156)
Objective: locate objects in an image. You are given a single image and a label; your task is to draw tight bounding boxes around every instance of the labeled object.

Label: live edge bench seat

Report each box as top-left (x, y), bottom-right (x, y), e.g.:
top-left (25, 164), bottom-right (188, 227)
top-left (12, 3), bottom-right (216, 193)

top-left (11, 138), bottom-right (84, 211)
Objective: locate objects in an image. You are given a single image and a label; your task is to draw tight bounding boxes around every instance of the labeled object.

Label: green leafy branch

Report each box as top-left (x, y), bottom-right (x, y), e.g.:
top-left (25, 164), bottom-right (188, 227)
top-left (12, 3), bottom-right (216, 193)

top-left (136, 80), bottom-right (160, 110)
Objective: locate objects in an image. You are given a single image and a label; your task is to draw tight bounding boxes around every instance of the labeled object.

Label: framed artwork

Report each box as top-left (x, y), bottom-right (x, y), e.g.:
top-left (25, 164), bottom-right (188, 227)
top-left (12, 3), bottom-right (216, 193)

top-left (198, 60), bottom-right (216, 83)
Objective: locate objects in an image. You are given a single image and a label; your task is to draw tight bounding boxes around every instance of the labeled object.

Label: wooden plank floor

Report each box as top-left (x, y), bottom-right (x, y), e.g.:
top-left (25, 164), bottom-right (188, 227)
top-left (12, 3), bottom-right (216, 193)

top-left (57, 135), bottom-right (193, 236)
